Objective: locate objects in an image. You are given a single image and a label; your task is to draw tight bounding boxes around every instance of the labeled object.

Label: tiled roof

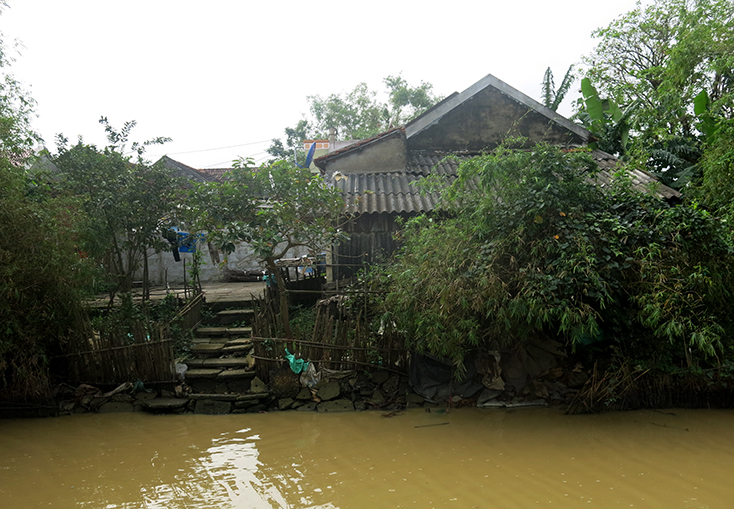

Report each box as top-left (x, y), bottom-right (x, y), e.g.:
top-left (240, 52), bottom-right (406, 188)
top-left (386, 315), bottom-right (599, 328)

top-left (334, 151), bottom-right (469, 214)
top-left (160, 156), bottom-right (210, 182)
top-left (337, 173), bottom-right (442, 215)
top-left (196, 168), bottom-right (230, 182)
top-left (587, 150), bottom-right (680, 200)
top-left (334, 149), bottom-right (680, 215)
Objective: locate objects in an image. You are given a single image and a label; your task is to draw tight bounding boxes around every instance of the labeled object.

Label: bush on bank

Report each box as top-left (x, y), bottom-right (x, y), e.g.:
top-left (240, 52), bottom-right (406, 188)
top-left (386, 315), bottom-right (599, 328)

top-left (381, 143), bottom-right (734, 384)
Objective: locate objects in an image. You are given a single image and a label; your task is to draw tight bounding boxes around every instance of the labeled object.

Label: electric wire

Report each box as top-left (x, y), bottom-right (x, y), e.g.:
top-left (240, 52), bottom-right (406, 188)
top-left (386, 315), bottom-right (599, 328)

top-left (166, 139), bottom-right (271, 156)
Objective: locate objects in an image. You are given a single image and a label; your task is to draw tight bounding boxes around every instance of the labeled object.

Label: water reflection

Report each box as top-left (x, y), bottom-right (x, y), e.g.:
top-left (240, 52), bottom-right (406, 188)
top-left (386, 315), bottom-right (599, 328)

top-left (1, 408), bottom-right (734, 508)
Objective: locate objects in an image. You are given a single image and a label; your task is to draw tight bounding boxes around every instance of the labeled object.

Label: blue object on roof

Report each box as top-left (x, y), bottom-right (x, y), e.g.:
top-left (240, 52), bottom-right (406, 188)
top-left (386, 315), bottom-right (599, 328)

top-left (304, 142), bottom-right (317, 168)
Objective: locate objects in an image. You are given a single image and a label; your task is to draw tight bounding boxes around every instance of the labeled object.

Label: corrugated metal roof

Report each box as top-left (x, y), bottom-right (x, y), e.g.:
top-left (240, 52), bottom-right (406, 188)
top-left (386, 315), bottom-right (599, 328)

top-left (342, 189), bottom-right (442, 215)
top-left (334, 149), bottom-right (680, 215)
top-left (335, 172), bottom-right (445, 214)
top-left (408, 151), bottom-right (471, 176)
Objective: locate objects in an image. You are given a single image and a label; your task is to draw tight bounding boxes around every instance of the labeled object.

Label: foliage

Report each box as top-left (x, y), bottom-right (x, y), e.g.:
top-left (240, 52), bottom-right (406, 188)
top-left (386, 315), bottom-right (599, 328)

top-left (584, 0), bottom-right (734, 136)
top-left (90, 294), bottom-right (193, 358)
top-left (52, 118), bottom-right (179, 301)
top-left (267, 75), bottom-right (442, 162)
top-left (541, 65), bottom-right (575, 112)
top-left (576, 77), bottom-right (638, 157)
top-left (382, 74), bottom-right (441, 128)
top-left (289, 306), bottom-right (318, 340)
top-left (0, 21), bottom-right (90, 402)
top-left (189, 159), bottom-right (344, 336)
top-left (383, 143), bottom-right (734, 373)
top-left (697, 118), bottom-right (734, 221)
top-left (580, 0), bottom-right (734, 189)
top-left (266, 119), bottom-right (311, 164)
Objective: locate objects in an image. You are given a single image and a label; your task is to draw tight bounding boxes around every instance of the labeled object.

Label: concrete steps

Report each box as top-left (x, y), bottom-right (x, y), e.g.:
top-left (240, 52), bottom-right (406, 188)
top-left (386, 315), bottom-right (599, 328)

top-left (185, 357), bottom-right (254, 369)
top-left (215, 308), bottom-right (255, 326)
top-left (184, 304), bottom-right (258, 396)
top-left (196, 326), bottom-right (252, 337)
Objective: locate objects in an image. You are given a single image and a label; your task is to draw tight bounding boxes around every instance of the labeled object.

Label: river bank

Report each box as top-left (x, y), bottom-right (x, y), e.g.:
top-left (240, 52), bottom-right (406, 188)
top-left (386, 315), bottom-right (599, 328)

top-left (29, 359), bottom-right (734, 419)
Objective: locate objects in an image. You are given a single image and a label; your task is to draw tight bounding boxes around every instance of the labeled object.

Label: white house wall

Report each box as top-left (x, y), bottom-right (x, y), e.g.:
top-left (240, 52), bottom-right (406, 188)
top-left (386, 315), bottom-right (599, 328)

top-left (140, 242), bottom-right (313, 285)
top-left (141, 241), bottom-right (260, 285)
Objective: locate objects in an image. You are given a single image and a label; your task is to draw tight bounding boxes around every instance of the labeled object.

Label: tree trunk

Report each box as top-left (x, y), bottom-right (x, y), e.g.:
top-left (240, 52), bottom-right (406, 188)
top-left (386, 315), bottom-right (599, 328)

top-left (143, 251), bottom-right (149, 301)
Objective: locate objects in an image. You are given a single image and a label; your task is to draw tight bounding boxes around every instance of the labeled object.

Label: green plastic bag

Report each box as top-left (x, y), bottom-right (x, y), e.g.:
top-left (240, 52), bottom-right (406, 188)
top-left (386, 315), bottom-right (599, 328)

top-left (285, 348), bottom-right (309, 374)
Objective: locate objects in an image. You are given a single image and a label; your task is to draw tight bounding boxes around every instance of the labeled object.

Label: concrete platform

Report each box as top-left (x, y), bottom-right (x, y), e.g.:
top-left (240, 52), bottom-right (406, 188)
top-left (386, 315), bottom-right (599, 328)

top-left (88, 282), bottom-right (266, 308)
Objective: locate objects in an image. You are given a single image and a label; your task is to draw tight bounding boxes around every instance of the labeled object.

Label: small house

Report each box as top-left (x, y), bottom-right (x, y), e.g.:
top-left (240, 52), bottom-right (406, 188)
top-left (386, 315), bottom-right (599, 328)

top-left (314, 73), bottom-right (679, 280)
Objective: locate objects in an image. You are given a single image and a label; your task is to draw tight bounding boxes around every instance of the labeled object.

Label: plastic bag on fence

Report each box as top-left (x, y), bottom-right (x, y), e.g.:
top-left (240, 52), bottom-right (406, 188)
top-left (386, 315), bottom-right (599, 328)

top-left (285, 348), bottom-right (309, 374)
top-left (300, 362), bottom-right (321, 388)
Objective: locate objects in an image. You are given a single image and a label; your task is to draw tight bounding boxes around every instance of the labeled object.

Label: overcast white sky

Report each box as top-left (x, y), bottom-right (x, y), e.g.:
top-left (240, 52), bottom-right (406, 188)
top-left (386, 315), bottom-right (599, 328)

top-left (3, 0), bottom-right (641, 168)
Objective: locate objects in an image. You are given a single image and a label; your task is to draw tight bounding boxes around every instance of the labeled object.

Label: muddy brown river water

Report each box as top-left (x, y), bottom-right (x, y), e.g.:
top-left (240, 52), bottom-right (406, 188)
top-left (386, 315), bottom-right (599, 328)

top-left (1, 407), bottom-right (732, 508)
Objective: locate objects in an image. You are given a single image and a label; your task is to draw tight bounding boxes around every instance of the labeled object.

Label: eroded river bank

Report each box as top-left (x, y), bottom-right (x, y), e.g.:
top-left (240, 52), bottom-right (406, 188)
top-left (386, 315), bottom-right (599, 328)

top-left (1, 407), bottom-right (733, 508)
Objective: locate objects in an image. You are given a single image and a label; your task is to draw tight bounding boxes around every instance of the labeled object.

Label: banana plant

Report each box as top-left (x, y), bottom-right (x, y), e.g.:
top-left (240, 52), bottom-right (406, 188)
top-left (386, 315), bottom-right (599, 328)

top-left (541, 65), bottom-right (575, 112)
top-left (693, 89), bottom-right (718, 138)
top-left (578, 77), bottom-right (638, 156)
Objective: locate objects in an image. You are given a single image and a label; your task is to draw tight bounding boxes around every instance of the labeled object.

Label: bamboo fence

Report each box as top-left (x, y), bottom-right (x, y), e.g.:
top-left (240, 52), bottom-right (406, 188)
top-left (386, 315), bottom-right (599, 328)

top-left (252, 290), bottom-right (407, 383)
top-left (63, 293), bottom-right (204, 385)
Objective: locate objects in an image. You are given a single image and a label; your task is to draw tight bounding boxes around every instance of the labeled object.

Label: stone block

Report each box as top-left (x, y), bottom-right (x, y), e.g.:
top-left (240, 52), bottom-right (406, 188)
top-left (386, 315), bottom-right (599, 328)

top-left (189, 393), bottom-right (238, 401)
top-left (187, 379), bottom-right (217, 393)
top-left (296, 387), bottom-right (313, 400)
top-left (316, 381), bottom-right (341, 401)
top-left (89, 397), bottom-right (107, 410)
top-left (296, 402), bottom-right (318, 412)
top-left (195, 399), bottom-right (232, 415)
top-left (372, 371), bottom-right (390, 385)
top-left (186, 368), bottom-right (223, 379)
top-left (477, 388), bottom-right (503, 406)
top-left (369, 390), bottom-right (385, 405)
top-left (234, 400), bottom-right (257, 410)
top-left (110, 394), bottom-right (135, 403)
top-left (278, 398), bottom-right (294, 410)
top-left (317, 399), bottom-right (354, 412)
top-left (250, 377), bottom-right (267, 393)
top-left (227, 379), bottom-right (251, 393)
top-left (143, 398), bottom-right (189, 412)
top-left (98, 401), bottom-right (134, 413)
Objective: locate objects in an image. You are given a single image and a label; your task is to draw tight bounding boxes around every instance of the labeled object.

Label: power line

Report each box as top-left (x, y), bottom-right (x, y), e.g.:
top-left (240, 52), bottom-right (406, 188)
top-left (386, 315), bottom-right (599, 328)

top-left (201, 151), bottom-right (269, 168)
top-left (167, 139), bottom-right (272, 156)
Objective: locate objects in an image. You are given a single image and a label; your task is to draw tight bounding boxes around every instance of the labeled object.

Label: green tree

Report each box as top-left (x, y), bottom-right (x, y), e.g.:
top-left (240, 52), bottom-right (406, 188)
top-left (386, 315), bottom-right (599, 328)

top-left (52, 118), bottom-right (178, 303)
top-left (189, 159), bottom-right (344, 337)
top-left (697, 117), bottom-right (734, 221)
top-left (582, 0), bottom-right (734, 187)
top-left (0, 17), bottom-right (90, 402)
top-left (267, 75), bottom-right (442, 162)
top-left (383, 74), bottom-right (440, 127)
top-left (266, 119), bottom-right (311, 163)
